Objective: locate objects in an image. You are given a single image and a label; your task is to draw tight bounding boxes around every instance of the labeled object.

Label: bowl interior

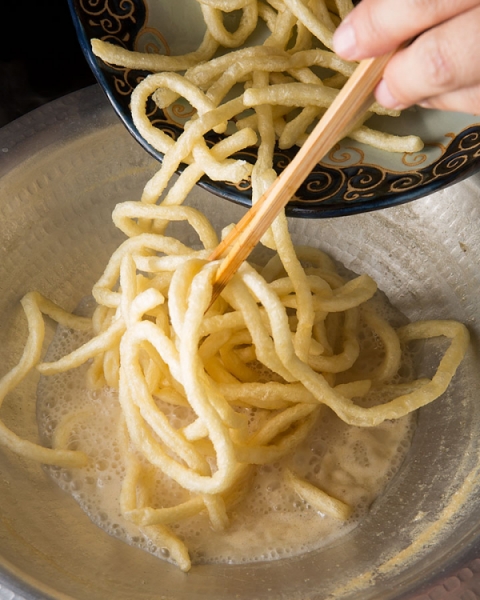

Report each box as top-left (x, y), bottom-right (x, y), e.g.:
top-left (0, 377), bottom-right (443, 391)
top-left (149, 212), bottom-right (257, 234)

top-left (1, 87), bottom-right (480, 600)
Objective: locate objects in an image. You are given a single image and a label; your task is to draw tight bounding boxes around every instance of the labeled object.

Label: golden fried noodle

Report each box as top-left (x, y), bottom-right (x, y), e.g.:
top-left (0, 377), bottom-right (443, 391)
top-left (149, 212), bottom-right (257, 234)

top-left (0, 204), bottom-right (469, 570)
top-left (91, 0), bottom-right (424, 157)
top-left (0, 0), bottom-right (468, 572)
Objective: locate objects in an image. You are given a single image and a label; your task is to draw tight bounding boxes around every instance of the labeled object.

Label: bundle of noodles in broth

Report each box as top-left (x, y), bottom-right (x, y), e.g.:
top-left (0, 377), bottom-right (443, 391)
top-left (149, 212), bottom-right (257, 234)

top-left (0, 0), bottom-right (469, 572)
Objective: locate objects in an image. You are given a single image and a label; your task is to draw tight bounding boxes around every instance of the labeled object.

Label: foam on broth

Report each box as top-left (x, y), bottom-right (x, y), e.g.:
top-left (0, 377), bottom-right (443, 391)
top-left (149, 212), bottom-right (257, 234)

top-left (37, 292), bottom-right (416, 567)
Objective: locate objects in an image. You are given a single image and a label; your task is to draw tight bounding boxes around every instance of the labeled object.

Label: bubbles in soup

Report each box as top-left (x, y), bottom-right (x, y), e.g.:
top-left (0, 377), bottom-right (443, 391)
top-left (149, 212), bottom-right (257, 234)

top-left (37, 293), bottom-right (415, 567)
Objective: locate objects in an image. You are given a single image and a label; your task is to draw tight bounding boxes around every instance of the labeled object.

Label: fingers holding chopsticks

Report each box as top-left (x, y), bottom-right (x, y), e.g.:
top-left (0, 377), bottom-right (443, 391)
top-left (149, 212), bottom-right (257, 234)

top-left (333, 0), bottom-right (480, 114)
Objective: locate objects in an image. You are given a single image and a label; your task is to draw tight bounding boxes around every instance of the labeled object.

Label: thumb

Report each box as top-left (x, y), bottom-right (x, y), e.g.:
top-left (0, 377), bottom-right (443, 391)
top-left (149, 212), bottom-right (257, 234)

top-left (333, 0), bottom-right (480, 61)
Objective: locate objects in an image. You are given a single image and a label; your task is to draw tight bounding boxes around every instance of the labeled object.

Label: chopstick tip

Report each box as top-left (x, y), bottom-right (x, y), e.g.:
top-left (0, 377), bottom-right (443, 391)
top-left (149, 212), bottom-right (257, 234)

top-left (205, 281), bottom-right (226, 313)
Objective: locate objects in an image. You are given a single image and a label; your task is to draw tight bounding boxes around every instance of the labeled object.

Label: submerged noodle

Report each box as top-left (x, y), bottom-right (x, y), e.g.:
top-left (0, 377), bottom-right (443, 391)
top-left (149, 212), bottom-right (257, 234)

top-left (0, 197), bottom-right (469, 569)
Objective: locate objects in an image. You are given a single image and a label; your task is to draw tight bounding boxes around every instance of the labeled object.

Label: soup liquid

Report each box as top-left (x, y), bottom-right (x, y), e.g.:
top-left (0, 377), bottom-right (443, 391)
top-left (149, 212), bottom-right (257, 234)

top-left (37, 294), bottom-right (415, 567)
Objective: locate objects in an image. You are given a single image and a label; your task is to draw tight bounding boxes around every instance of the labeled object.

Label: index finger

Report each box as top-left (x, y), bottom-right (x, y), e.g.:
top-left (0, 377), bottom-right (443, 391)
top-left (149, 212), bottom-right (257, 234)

top-left (333, 0), bottom-right (480, 61)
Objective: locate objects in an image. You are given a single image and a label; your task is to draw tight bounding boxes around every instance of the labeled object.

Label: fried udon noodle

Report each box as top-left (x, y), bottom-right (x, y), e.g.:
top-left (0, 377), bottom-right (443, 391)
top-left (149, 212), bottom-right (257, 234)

top-left (0, 0), bottom-right (468, 571)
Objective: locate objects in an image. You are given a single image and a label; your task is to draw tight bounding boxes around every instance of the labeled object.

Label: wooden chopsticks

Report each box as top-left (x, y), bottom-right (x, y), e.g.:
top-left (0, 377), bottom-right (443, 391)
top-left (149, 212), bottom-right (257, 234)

top-left (208, 49), bottom-right (398, 305)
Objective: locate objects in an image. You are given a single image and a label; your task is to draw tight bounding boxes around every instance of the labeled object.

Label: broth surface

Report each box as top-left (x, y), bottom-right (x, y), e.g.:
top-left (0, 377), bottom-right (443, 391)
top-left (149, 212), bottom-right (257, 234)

top-left (37, 291), bottom-right (415, 566)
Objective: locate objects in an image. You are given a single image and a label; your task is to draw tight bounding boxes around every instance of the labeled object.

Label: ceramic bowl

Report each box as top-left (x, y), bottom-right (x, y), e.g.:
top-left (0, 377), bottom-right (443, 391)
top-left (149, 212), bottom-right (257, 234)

top-left (69, 0), bottom-right (480, 217)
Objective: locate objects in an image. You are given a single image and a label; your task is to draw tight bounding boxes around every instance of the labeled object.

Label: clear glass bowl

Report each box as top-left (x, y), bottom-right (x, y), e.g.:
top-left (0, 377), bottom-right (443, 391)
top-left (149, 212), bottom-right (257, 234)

top-left (1, 86), bottom-right (480, 600)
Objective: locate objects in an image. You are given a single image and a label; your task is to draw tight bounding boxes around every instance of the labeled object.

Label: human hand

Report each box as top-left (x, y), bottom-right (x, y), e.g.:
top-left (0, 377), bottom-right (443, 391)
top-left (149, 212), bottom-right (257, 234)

top-left (332, 0), bottom-right (480, 115)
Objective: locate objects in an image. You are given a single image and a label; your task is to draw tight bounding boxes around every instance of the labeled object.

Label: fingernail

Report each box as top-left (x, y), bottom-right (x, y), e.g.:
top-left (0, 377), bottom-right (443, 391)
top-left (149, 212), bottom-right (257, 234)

top-left (333, 19), bottom-right (357, 59)
top-left (375, 79), bottom-right (406, 110)
top-left (418, 100), bottom-right (432, 109)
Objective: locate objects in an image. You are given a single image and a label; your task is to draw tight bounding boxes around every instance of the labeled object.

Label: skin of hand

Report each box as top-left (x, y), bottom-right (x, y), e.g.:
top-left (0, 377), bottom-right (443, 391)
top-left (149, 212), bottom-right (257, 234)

top-left (332, 0), bottom-right (480, 115)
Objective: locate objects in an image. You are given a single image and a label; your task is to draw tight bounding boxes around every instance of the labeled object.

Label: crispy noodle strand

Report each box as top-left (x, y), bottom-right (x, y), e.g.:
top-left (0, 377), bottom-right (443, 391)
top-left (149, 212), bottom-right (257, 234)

top-left (0, 0), bottom-right (465, 572)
